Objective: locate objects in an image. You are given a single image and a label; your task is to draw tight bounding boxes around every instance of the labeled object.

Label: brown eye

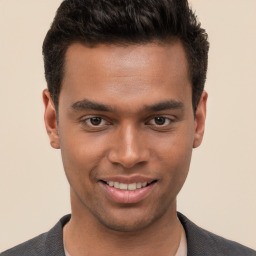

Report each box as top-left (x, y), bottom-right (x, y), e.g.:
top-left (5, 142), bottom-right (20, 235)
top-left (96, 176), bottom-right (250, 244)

top-left (81, 116), bottom-right (111, 129)
top-left (154, 117), bottom-right (166, 125)
top-left (89, 117), bottom-right (102, 126)
top-left (147, 116), bottom-right (172, 128)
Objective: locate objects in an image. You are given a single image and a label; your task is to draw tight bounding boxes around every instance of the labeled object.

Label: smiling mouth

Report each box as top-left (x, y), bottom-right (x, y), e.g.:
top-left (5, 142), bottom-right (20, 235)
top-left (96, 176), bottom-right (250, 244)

top-left (100, 180), bottom-right (158, 191)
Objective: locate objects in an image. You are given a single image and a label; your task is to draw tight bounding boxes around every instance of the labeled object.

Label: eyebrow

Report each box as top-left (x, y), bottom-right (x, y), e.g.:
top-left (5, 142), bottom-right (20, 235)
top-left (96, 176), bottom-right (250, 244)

top-left (144, 100), bottom-right (184, 112)
top-left (71, 98), bottom-right (184, 112)
top-left (71, 99), bottom-right (113, 112)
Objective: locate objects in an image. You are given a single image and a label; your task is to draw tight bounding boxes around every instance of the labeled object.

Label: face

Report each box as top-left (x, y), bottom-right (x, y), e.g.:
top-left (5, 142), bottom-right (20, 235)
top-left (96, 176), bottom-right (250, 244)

top-left (43, 41), bottom-right (207, 232)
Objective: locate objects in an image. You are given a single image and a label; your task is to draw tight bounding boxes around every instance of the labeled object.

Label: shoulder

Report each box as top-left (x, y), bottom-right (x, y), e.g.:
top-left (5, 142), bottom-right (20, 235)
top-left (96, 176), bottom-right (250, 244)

top-left (178, 212), bottom-right (256, 256)
top-left (1, 215), bottom-right (71, 256)
top-left (1, 233), bottom-right (47, 256)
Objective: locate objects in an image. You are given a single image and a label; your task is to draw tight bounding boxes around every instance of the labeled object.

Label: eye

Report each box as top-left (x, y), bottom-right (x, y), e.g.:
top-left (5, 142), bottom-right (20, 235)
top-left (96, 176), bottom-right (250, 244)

top-left (153, 117), bottom-right (168, 126)
top-left (88, 117), bottom-right (104, 126)
top-left (148, 116), bottom-right (172, 127)
top-left (80, 116), bottom-right (111, 129)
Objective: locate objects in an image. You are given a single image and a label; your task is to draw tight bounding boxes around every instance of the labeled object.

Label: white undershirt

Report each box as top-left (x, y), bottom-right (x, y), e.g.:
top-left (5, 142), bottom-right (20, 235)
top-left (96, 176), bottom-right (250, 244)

top-left (175, 224), bottom-right (187, 256)
top-left (64, 247), bottom-right (71, 256)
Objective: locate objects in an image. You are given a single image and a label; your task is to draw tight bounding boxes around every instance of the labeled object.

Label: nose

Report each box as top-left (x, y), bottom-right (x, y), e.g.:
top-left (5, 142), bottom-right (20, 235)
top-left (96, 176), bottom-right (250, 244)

top-left (108, 123), bottom-right (150, 169)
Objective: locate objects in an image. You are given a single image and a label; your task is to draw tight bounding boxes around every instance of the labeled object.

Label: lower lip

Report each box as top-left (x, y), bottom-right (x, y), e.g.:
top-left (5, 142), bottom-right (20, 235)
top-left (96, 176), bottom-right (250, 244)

top-left (100, 182), bottom-right (156, 204)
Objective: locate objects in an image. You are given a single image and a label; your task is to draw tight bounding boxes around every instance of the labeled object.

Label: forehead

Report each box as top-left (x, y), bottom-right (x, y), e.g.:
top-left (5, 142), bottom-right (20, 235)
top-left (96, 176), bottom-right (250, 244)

top-left (64, 41), bottom-right (189, 79)
top-left (60, 41), bottom-right (191, 110)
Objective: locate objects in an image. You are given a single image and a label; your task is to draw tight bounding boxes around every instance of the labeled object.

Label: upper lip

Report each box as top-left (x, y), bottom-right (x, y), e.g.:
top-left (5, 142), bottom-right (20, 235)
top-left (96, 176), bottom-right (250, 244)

top-left (99, 175), bottom-right (157, 184)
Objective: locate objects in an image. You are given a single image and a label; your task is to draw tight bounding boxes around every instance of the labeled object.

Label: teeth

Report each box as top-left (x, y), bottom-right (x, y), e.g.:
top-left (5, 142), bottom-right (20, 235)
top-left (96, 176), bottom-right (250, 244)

top-left (136, 183), bottom-right (142, 189)
top-left (106, 181), bottom-right (150, 190)
top-left (114, 182), bottom-right (120, 189)
top-left (120, 183), bottom-right (128, 190)
top-left (128, 183), bottom-right (136, 191)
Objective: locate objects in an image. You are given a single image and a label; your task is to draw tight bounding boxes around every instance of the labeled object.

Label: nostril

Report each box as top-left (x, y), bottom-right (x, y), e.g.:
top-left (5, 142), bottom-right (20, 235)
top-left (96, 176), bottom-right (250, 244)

top-left (108, 152), bottom-right (143, 168)
top-left (107, 138), bottom-right (150, 168)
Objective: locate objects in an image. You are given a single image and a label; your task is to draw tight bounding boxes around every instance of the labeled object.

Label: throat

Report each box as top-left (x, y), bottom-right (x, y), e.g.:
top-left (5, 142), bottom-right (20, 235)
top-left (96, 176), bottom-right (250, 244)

top-left (63, 211), bottom-right (183, 256)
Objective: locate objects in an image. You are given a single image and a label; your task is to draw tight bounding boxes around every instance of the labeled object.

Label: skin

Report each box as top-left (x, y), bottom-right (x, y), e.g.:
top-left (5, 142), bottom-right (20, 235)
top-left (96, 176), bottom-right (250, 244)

top-left (43, 41), bottom-right (207, 256)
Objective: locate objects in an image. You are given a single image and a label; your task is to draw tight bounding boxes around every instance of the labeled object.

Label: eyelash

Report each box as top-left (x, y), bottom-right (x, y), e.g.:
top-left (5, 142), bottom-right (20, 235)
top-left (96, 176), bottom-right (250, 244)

top-left (79, 115), bottom-right (174, 130)
top-left (147, 116), bottom-right (173, 127)
top-left (81, 116), bottom-right (111, 128)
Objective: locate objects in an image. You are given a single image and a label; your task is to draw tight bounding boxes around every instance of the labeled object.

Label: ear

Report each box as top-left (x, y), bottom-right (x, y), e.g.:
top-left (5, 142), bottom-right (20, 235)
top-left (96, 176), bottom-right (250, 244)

top-left (193, 91), bottom-right (208, 148)
top-left (42, 89), bottom-right (60, 149)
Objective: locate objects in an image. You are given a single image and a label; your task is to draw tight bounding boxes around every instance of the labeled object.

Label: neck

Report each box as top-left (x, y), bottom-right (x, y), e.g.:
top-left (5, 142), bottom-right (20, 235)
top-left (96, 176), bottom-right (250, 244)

top-left (64, 192), bottom-right (182, 256)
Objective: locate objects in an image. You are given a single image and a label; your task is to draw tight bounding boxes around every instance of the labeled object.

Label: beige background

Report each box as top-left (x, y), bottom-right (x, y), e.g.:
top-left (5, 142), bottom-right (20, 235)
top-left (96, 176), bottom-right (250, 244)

top-left (0, 0), bottom-right (255, 251)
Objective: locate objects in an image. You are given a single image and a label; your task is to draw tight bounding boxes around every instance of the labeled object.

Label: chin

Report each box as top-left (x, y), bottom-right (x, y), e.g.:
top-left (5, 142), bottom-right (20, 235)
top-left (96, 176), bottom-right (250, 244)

top-left (94, 207), bottom-right (164, 233)
top-left (98, 217), bottom-right (153, 232)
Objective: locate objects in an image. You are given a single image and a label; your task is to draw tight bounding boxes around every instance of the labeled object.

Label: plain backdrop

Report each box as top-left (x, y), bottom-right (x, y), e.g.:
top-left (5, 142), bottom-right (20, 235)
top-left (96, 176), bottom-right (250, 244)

top-left (0, 0), bottom-right (255, 251)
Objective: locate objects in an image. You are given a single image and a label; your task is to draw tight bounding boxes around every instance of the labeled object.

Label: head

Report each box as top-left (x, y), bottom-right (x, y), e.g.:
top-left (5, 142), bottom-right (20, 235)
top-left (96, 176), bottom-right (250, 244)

top-left (43, 0), bottom-right (209, 114)
top-left (43, 0), bottom-right (209, 232)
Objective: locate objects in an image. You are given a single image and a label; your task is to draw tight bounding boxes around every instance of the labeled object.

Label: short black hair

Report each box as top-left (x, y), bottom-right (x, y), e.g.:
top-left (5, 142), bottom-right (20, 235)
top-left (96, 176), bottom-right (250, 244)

top-left (43, 0), bottom-right (209, 113)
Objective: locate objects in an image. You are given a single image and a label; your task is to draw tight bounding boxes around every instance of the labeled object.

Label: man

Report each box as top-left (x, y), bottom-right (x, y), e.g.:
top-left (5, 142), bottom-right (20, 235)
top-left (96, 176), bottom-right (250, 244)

top-left (2, 0), bottom-right (255, 255)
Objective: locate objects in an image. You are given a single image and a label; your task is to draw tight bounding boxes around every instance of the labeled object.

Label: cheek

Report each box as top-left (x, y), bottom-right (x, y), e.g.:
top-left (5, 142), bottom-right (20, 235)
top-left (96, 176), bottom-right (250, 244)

top-left (59, 122), bottom-right (108, 166)
top-left (154, 125), bottom-right (194, 160)
top-left (154, 126), bottom-right (194, 184)
top-left (58, 129), bottom-right (107, 190)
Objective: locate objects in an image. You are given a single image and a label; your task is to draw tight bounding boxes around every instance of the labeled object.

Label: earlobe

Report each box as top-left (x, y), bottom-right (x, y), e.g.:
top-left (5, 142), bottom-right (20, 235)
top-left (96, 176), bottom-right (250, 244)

top-left (193, 91), bottom-right (208, 148)
top-left (42, 89), bottom-right (60, 149)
